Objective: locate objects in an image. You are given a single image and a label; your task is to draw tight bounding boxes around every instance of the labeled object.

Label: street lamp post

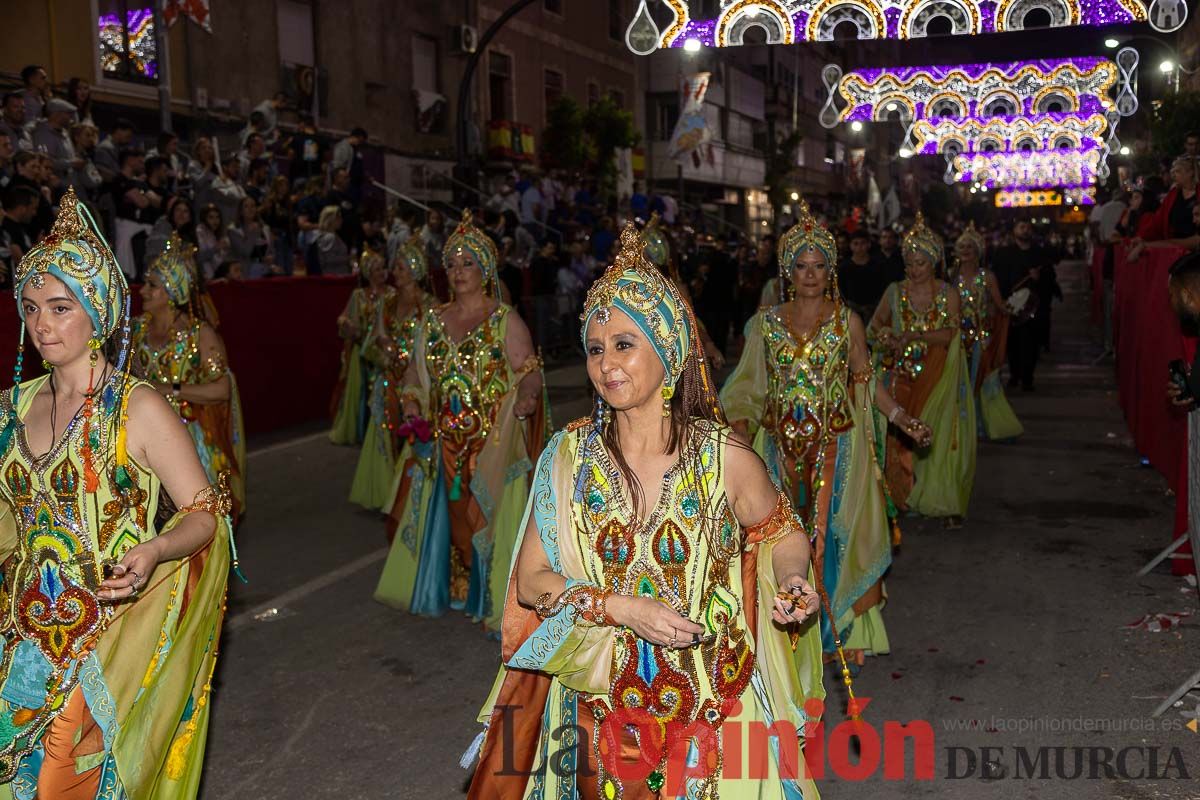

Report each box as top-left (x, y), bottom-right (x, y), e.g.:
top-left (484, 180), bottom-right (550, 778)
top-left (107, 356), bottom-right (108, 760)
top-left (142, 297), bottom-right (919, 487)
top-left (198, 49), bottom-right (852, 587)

top-left (454, 0), bottom-right (542, 200)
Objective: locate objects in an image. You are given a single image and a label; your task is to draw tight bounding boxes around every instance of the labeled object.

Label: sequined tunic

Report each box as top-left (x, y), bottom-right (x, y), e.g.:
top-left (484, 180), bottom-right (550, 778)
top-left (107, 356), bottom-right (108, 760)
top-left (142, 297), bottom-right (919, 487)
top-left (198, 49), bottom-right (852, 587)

top-left (130, 316), bottom-right (225, 419)
top-left (0, 376), bottom-right (160, 779)
top-left (956, 270), bottom-right (991, 352)
top-left (881, 281), bottom-right (954, 381)
top-left (422, 303), bottom-right (515, 472)
top-left (569, 421), bottom-right (755, 799)
top-left (760, 305), bottom-right (854, 469)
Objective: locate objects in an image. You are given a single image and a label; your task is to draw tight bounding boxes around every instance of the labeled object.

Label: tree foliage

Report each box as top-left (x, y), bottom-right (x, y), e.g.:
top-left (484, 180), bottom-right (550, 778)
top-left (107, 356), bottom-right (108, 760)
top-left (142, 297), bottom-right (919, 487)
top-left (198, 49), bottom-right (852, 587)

top-left (541, 96), bottom-right (639, 197)
top-left (764, 131), bottom-right (803, 224)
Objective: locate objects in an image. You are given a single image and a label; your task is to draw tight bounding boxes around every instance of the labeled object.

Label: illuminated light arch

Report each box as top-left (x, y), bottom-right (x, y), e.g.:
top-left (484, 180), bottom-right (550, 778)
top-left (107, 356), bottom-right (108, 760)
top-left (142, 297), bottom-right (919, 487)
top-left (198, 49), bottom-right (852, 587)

top-left (978, 135), bottom-right (1006, 153)
top-left (660, 0), bottom-right (690, 47)
top-left (808, 0), bottom-right (886, 40)
top-left (1034, 86), bottom-right (1078, 113)
top-left (903, 0), bottom-right (981, 37)
top-left (1052, 131), bottom-right (1082, 149)
top-left (911, 113), bottom-right (1110, 154)
top-left (1013, 132), bottom-right (1042, 151)
top-left (980, 89), bottom-right (1022, 116)
top-left (996, 0), bottom-right (1079, 30)
top-left (927, 93), bottom-right (968, 118)
top-left (872, 94), bottom-right (917, 121)
top-left (717, 1), bottom-right (795, 45)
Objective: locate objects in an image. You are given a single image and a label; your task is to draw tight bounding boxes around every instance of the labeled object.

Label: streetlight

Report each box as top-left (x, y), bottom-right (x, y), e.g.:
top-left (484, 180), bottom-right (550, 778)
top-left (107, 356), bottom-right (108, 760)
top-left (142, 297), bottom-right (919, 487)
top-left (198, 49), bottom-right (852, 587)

top-left (790, 191), bottom-right (800, 201)
top-left (850, 120), bottom-right (864, 132)
top-left (1160, 60), bottom-right (1176, 73)
top-left (1120, 145), bottom-right (1131, 156)
top-left (1105, 37), bottom-right (1120, 49)
top-left (683, 38), bottom-right (701, 53)
top-left (898, 147), bottom-right (913, 158)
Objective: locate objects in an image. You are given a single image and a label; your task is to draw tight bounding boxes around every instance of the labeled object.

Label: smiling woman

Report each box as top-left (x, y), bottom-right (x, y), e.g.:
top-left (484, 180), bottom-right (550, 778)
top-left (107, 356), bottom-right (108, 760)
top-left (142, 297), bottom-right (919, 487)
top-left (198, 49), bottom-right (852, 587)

top-left (463, 225), bottom-right (825, 800)
top-left (0, 188), bottom-right (235, 799)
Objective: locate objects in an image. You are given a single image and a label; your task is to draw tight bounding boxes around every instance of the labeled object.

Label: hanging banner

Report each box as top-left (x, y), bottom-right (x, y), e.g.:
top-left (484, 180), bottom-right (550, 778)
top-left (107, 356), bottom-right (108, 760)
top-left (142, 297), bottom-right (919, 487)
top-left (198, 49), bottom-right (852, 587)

top-left (667, 72), bottom-right (713, 166)
top-left (162, 0), bottom-right (212, 32)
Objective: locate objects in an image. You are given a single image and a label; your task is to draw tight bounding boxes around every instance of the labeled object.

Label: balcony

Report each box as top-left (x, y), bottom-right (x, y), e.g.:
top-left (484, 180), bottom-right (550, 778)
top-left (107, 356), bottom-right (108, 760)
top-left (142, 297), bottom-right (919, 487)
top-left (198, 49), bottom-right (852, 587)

top-left (487, 120), bottom-right (536, 163)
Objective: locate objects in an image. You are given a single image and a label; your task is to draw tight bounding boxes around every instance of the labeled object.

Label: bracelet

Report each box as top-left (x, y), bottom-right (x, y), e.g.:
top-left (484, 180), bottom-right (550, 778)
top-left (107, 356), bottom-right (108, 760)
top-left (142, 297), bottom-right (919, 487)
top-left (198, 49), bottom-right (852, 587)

top-left (888, 406), bottom-right (905, 423)
top-left (534, 585), bottom-right (614, 625)
top-left (745, 491), bottom-right (806, 547)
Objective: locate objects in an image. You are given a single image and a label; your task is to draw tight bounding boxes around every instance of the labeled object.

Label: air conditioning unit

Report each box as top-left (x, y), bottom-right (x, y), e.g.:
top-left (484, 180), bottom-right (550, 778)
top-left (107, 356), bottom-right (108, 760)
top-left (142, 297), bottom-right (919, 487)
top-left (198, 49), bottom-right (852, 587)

top-left (455, 24), bottom-right (478, 54)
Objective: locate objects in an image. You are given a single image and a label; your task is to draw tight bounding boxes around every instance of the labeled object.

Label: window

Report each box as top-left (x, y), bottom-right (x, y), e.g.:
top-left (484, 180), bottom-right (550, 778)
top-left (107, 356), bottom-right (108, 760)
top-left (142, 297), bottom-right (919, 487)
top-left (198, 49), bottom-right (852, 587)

top-left (655, 97), bottom-right (679, 141)
top-left (98, 1), bottom-right (157, 83)
top-left (544, 69), bottom-right (564, 121)
top-left (588, 81), bottom-right (600, 107)
top-left (609, 0), bottom-right (623, 40)
top-left (277, 0), bottom-right (315, 66)
top-left (544, 0), bottom-right (563, 14)
top-left (413, 34), bottom-right (439, 93)
top-left (489, 52), bottom-right (514, 122)
top-left (609, 89), bottom-right (626, 109)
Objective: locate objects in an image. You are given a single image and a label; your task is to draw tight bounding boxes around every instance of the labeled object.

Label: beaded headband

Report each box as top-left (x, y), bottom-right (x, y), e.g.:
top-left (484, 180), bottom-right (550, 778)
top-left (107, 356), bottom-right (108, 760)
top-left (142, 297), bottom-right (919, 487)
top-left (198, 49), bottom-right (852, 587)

top-left (955, 221), bottom-right (986, 259)
top-left (443, 209), bottom-right (499, 290)
top-left (778, 197), bottom-right (838, 269)
top-left (641, 211), bottom-right (671, 269)
top-left (902, 211), bottom-right (944, 268)
top-left (396, 227), bottom-right (429, 283)
top-left (581, 224), bottom-right (691, 389)
top-left (147, 233), bottom-right (197, 307)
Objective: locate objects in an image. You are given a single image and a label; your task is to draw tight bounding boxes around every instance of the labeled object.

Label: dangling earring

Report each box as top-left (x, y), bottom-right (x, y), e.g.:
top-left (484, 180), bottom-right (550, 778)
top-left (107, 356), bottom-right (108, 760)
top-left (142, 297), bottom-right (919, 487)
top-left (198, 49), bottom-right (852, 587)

top-left (593, 394), bottom-right (609, 434)
top-left (661, 384), bottom-right (674, 418)
top-left (42, 359), bottom-right (52, 371)
top-left (787, 280), bottom-right (796, 302)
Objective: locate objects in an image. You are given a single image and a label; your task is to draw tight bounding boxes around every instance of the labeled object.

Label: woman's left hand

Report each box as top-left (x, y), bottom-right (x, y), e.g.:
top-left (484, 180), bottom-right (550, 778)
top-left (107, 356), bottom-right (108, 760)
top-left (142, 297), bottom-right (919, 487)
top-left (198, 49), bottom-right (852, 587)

top-left (514, 394), bottom-right (538, 420)
top-left (771, 573), bottom-right (819, 626)
top-left (99, 540), bottom-right (163, 603)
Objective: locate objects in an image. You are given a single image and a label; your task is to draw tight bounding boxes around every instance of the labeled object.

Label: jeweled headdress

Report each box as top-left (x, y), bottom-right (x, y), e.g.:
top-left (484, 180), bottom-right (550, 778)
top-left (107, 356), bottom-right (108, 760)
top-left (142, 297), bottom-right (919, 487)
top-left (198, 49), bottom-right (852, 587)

top-left (443, 210), bottom-right (499, 291)
top-left (396, 228), bottom-right (429, 283)
top-left (9, 186), bottom-right (134, 486)
top-left (641, 212), bottom-right (671, 269)
top-left (902, 212), bottom-right (944, 268)
top-left (581, 224), bottom-right (692, 389)
top-left (955, 221), bottom-right (986, 260)
top-left (15, 187), bottom-right (128, 342)
top-left (778, 197), bottom-right (838, 269)
top-left (147, 233), bottom-right (197, 307)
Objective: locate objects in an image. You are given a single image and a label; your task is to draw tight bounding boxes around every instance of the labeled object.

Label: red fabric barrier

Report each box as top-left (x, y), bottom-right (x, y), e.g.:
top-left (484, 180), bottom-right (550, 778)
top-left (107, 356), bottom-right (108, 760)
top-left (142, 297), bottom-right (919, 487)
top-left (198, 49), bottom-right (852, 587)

top-left (0, 277), bottom-right (356, 437)
top-left (1111, 245), bottom-right (1195, 575)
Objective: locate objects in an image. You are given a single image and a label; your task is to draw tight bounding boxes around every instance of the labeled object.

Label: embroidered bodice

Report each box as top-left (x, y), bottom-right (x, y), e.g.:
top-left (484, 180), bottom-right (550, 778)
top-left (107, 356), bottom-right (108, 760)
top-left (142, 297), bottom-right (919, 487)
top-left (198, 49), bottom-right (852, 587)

top-left (760, 305), bottom-right (853, 463)
top-left (956, 269), bottom-right (991, 351)
top-left (882, 281), bottom-right (954, 380)
top-left (131, 315), bottom-right (225, 420)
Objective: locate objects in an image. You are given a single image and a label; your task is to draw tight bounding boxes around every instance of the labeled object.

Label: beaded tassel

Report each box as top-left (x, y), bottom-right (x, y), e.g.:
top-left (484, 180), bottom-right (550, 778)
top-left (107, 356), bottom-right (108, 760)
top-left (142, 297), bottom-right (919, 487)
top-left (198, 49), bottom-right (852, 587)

top-left (0, 325), bottom-right (25, 454)
top-left (80, 343), bottom-right (100, 494)
top-left (449, 471), bottom-right (463, 502)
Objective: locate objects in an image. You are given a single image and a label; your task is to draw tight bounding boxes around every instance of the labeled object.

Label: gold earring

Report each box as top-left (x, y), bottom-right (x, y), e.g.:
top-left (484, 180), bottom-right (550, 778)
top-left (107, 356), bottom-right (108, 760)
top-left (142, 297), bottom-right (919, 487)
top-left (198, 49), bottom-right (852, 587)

top-left (42, 359), bottom-right (52, 371)
top-left (661, 384), bottom-right (674, 418)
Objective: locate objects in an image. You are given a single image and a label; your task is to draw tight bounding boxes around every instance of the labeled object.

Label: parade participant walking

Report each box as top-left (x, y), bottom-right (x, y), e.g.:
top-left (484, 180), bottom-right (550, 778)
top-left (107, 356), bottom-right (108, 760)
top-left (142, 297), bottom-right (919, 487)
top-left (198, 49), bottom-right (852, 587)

top-left (375, 211), bottom-right (548, 632)
top-left (870, 213), bottom-right (976, 527)
top-left (0, 188), bottom-right (234, 799)
top-left (722, 199), bottom-right (927, 666)
top-left (329, 249), bottom-right (394, 446)
top-left (951, 223), bottom-right (1022, 441)
top-left (133, 233), bottom-right (247, 520)
top-left (464, 224), bottom-right (824, 799)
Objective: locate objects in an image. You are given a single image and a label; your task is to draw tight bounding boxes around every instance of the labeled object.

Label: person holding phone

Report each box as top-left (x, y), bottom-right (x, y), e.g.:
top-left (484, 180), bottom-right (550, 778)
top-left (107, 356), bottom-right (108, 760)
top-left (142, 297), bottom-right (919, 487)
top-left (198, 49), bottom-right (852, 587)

top-left (464, 226), bottom-right (824, 800)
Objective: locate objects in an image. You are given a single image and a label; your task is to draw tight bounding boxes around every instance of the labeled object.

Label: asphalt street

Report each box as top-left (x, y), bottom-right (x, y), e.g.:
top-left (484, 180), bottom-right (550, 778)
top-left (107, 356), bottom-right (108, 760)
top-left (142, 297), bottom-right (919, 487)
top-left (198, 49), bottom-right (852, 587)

top-left (199, 261), bottom-right (1199, 799)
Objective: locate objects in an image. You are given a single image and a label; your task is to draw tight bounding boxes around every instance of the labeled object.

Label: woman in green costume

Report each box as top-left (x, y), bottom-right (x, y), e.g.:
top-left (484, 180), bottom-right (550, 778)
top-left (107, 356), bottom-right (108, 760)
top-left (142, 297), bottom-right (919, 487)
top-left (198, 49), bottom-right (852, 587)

top-left (349, 234), bottom-right (434, 511)
top-left (465, 223), bottom-right (825, 800)
top-left (375, 211), bottom-right (548, 633)
top-left (132, 234), bottom-right (247, 522)
top-left (0, 188), bottom-right (235, 799)
top-left (951, 223), bottom-right (1023, 441)
top-left (721, 199), bottom-right (929, 668)
top-left (869, 213), bottom-right (977, 527)
top-left (329, 249), bottom-right (395, 446)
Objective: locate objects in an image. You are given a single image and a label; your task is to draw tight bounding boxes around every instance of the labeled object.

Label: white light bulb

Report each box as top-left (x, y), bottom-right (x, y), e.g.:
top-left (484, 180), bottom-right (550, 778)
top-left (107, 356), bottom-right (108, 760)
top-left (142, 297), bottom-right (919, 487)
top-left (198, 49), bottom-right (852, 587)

top-left (850, 121), bottom-right (864, 132)
top-left (790, 192), bottom-right (799, 201)
top-left (1104, 38), bottom-right (1120, 49)
top-left (1159, 60), bottom-right (1176, 73)
top-left (1119, 146), bottom-right (1131, 156)
top-left (898, 147), bottom-right (913, 158)
top-left (684, 38), bottom-right (702, 53)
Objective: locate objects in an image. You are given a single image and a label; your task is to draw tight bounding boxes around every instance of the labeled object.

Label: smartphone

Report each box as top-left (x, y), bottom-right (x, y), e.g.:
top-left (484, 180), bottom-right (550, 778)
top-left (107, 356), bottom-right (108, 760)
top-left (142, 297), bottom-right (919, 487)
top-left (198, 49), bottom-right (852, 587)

top-left (1169, 359), bottom-right (1194, 402)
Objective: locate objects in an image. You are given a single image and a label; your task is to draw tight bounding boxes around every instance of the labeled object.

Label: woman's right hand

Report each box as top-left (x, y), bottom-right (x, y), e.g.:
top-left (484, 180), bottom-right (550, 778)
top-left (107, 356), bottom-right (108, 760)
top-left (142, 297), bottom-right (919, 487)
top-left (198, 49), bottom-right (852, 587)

top-left (608, 595), bottom-right (705, 649)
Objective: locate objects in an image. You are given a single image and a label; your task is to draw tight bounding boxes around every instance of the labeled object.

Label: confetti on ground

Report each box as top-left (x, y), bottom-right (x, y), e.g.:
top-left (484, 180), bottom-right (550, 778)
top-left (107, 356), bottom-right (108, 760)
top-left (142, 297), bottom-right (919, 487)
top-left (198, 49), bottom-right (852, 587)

top-left (1122, 611), bottom-right (1192, 632)
top-left (949, 696), bottom-right (965, 702)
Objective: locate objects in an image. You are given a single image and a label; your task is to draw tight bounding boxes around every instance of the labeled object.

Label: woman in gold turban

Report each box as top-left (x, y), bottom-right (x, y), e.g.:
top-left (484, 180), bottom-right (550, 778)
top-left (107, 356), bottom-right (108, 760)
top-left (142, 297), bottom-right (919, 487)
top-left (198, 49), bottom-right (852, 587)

top-left (329, 247), bottom-right (395, 446)
top-left (869, 213), bottom-right (977, 527)
top-left (375, 211), bottom-right (549, 633)
top-left (133, 233), bottom-right (246, 520)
